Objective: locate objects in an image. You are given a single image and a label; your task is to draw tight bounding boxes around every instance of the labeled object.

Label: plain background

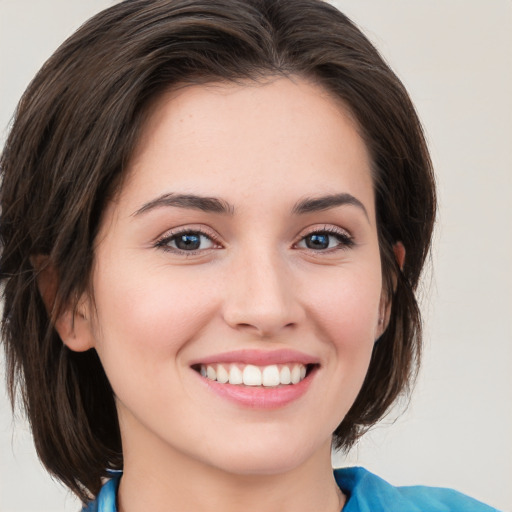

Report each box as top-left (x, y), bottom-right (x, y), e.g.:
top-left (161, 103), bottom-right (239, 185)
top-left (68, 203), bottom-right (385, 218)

top-left (0, 1), bottom-right (511, 511)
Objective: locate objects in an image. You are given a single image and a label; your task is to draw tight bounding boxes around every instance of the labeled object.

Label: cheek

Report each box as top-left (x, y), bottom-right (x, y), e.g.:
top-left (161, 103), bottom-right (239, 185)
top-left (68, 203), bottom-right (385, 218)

top-left (304, 265), bottom-right (383, 350)
top-left (305, 266), bottom-right (383, 413)
top-left (89, 259), bottom-right (221, 374)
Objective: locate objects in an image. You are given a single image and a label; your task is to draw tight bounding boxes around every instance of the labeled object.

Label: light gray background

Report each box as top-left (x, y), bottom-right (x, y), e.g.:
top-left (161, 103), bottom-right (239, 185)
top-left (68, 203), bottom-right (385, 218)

top-left (1, 1), bottom-right (511, 511)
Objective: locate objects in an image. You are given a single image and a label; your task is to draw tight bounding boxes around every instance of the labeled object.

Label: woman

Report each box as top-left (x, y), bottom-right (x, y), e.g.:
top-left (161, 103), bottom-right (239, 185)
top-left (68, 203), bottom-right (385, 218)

top-left (0, 1), bottom-right (501, 510)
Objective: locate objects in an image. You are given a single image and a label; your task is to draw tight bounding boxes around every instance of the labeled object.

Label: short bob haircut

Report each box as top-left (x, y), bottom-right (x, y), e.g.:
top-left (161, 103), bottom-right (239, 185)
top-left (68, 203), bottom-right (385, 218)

top-left (0, 0), bottom-right (435, 502)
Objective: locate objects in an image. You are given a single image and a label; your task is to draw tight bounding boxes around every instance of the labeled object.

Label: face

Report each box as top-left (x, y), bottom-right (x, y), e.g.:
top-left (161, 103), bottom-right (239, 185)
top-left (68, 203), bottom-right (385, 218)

top-left (73, 77), bottom-right (387, 477)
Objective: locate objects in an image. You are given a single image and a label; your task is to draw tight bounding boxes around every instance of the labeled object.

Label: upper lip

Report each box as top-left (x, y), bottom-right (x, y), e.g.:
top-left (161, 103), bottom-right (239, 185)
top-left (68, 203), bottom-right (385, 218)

top-left (189, 349), bottom-right (320, 367)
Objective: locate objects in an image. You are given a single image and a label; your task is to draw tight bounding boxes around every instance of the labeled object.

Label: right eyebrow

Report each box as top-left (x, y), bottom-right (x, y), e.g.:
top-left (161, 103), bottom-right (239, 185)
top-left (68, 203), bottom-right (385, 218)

top-left (132, 193), bottom-right (235, 216)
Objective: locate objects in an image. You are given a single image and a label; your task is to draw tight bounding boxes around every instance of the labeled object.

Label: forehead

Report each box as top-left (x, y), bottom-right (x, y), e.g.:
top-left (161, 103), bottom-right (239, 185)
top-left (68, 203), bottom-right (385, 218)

top-left (116, 77), bottom-right (375, 219)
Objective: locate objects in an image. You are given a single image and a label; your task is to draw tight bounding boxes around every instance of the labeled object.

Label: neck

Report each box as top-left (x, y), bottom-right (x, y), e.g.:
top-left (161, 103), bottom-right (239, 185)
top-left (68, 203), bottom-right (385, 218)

top-left (117, 430), bottom-right (345, 512)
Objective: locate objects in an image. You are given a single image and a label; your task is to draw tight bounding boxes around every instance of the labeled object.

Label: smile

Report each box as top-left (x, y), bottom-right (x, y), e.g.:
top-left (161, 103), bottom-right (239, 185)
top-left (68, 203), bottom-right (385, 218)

top-left (190, 349), bottom-right (320, 408)
top-left (197, 363), bottom-right (310, 387)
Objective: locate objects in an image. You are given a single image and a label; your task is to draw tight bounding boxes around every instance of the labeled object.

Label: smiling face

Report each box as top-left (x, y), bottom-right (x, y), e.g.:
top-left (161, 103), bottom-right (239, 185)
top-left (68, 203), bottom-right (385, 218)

top-left (70, 77), bottom-right (387, 479)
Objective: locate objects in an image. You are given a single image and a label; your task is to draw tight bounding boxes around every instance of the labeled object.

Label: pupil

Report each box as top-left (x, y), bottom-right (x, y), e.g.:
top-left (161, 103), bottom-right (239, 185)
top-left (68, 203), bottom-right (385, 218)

top-left (306, 233), bottom-right (329, 249)
top-left (176, 233), bottom-right (200, 250)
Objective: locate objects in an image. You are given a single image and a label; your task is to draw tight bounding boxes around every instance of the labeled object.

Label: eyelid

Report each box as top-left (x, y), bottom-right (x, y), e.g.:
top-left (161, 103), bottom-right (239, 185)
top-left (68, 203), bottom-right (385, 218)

top-left (154, 225), bottom-right (223, 254)
top-left (152, 223), bottom-right (354, 255)
top-left (293, 224), bottom-right (355, 251)
top-left (299, 224), bottom-right (352, 239)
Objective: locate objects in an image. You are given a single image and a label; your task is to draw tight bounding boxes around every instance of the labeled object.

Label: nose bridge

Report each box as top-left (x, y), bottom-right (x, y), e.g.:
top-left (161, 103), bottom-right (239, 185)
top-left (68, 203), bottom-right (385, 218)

top-left (223, 244), bottom-right (300, 336)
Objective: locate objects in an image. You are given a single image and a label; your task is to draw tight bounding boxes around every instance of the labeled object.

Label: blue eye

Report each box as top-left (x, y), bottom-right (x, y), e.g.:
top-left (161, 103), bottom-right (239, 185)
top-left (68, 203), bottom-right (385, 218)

top-left (158, 231), bottom-right (215, 252)
top-left (297, 230), bottom-right (353, 251)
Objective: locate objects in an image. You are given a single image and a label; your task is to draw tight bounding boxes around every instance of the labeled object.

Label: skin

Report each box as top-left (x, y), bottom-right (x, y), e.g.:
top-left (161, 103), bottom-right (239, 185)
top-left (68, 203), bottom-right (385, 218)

top-left (58, 77), bottom-right (394, 512)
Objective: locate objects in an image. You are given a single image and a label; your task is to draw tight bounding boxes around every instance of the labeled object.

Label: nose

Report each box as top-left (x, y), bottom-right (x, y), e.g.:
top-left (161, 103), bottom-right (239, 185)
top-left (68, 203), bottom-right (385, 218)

top-left (222, 248), bottom-right (303, 338)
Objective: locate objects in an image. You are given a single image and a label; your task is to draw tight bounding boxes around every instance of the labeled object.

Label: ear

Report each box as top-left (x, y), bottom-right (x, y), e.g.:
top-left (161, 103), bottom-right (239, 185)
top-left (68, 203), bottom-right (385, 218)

top-left (393, 241), bottom-right (406, 272)
top-left (376, 241), bottom-right (406, 339)
top-left (31, 255), bottom-right (96, 352)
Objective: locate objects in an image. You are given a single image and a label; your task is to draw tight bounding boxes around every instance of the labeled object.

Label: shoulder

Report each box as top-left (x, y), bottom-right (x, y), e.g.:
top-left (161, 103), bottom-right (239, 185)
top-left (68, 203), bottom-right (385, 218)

top-left (334, 467), bottom-right (501, 512)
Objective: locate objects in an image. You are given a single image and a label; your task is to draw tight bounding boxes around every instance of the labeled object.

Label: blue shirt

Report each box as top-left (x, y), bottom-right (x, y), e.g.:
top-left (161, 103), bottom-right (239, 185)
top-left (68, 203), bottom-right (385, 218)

top-left (82, 466), bottom-right (501, 511)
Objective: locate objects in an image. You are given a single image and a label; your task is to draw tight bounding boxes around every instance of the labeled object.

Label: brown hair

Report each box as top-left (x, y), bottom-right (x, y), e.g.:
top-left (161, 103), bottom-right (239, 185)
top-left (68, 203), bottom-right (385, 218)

top-left (0, 0), bottom-right (435, 502)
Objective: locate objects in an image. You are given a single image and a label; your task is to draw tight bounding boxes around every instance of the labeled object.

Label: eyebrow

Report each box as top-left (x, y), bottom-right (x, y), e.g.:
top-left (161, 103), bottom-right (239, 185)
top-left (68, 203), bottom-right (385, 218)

top-left (133, 193), bottom-right (235, 216)
top-left (292, 193), bottom-right (369, 220)
top-left (133, 191), bottom-right (368, 220)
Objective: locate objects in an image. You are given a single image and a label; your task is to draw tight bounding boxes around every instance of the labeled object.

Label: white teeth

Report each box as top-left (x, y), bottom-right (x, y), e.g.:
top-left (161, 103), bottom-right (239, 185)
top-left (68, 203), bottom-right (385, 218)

top-left (262, 365), bottom-right (280, 387)
top-left (228, 364), bottom-right (243, 385)
top-left (216, 364), bottom-right (229, 384)
top-left (199, 363), bottom-right (310, 387)
top-left (243, 365), bottom-right (262, 386)
top-left (206, 366), bottom-right (216, 380)
top-left (291, 364), bottom-right (301, 384)
top-left (280, 366), bottom-right (291, 385)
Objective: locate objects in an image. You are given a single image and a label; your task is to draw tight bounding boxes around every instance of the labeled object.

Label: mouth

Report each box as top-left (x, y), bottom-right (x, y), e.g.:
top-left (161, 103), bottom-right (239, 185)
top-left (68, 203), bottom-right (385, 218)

top-left (189, 349), bottom-right (320, 408)
top-left (191, 362), bottom-right (318, 388)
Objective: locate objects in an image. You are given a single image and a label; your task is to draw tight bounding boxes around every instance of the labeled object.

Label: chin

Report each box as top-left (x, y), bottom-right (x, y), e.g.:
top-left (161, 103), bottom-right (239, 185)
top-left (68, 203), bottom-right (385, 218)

top-left (198, 433), bottom-right (327, 477)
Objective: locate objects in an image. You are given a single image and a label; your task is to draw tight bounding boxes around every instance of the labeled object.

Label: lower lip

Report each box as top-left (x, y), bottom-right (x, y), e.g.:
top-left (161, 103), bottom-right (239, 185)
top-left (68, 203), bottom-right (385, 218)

top-left (195, 367), bottom-right (317, 409)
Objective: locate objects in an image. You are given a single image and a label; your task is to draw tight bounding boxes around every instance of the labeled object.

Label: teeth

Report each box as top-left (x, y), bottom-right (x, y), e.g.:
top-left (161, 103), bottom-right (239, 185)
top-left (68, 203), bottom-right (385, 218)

top-left (262, 365), bottom-right (280, 387)
top-left (216, 364), bottom-right (229, 384)
top-left (228, 364), bottom-right (243, 385)
top-left (206, 366), bottom-right (216, 380)
top-left (280, 366), bottom-right (291, 385)
top-left (243, 365), bottom-right (262, 386)
top-left (199, 363), bottom-right (309, 387)
top-left (291, 364), bottom-right (301, 384)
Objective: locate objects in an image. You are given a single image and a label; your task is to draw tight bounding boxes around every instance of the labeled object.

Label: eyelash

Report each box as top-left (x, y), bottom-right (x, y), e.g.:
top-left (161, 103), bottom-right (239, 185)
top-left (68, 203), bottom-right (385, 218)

top-left (154, 226), bottom-right (354, 255)
top-left (154, 227), bottom-right (221, 255)
top-left (297, 226), bottom-right (355, 252)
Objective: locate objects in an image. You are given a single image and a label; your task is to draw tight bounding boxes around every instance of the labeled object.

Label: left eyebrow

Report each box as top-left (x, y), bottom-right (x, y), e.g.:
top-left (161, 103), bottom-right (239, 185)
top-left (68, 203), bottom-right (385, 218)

top-left (292, 193), bottom-right (369, 221)
top-left (132, 193), bottom-right (235, 216)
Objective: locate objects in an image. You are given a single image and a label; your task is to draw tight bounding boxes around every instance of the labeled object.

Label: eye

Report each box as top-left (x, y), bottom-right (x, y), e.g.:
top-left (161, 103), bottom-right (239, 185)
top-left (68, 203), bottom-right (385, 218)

top-left (156, 230), bottom-right (217, 253)
top-left (296, 228), bottom-right (354, 251)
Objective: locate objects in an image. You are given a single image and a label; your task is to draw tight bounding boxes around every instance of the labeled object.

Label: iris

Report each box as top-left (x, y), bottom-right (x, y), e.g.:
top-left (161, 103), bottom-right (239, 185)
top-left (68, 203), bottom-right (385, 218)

top-left (305, 233), bottom-right (330, 250)
top-left (175, 233), bottom-right (201, 251)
